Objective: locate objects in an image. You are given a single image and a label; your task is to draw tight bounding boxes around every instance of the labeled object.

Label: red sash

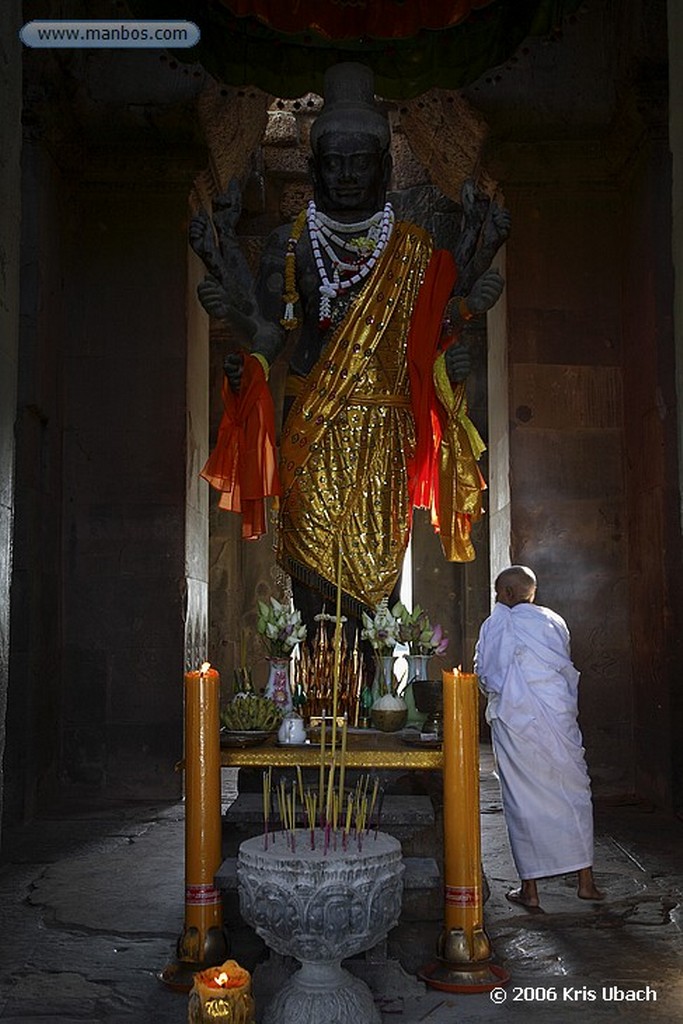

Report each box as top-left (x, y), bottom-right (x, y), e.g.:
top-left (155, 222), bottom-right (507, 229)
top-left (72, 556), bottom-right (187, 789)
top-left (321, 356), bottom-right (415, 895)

top-left (406, 248), bottom-right (457, 528)
top-left (200, 354), bottom-right (281, 539)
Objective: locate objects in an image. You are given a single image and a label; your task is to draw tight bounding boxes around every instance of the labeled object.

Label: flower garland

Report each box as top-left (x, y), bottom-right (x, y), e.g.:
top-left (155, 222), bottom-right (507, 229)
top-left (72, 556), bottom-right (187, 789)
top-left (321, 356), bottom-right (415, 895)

top-left (280, 208), bottom-right (307, 331)
top-left (307, 200), bottom-right (395, 330)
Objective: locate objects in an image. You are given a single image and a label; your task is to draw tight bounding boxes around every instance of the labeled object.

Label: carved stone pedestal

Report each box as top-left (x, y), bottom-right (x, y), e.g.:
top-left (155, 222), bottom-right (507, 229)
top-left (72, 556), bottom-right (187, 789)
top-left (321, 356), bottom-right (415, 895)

top-left (237, 830), bottom-right (404, 1024)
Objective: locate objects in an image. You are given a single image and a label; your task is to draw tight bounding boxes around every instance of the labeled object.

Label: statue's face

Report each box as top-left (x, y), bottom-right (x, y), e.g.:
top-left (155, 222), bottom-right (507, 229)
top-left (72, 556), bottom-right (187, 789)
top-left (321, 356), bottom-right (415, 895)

top-left (311, 132), bottom-right (391, 217)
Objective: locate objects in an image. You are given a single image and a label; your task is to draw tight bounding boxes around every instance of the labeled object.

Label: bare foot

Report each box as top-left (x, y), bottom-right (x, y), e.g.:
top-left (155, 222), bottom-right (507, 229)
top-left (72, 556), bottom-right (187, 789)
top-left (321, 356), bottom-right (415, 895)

top-left (506, 888), bottom-right (542, 910)
top-left (577, 868), bottom-right (605, 901)
top-left (578, 884), bottom-right (605, 901)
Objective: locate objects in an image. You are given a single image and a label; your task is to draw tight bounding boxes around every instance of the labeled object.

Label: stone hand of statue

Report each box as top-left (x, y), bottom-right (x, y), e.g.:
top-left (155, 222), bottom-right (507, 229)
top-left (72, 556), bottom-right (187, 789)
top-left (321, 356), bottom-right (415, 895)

top-left (483, 203), bottom-right (511, 249)
top-left (466, 269), bottom-right (505, 315)
top-left (444, 343), bottom-right (472, 383)
top-left (190, 180), bottom-right (260, 326)
top-left (197, 276), bottom-right (234, 321)
top-left (189, 208), bottom-right (217, 266)
top-left (212, 179), bottom-right (242, 240)
top-left (224, 352), bottom-right (244, 392)
top-left (461, 178), bottom-right (490, 232)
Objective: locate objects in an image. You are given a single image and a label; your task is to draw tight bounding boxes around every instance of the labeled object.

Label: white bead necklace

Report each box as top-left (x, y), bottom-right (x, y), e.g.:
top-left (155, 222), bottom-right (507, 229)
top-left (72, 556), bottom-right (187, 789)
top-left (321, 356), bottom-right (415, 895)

top-left (315, 208), bottom-right (386, 234)
top-left (307, 200), bottom-right (395, 329)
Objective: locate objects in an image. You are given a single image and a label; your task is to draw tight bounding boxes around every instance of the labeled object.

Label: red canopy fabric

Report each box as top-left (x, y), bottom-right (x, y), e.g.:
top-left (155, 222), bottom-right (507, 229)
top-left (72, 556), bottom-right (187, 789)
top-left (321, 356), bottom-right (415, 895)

top-left (129, 0), bottom-right (584, 99)
top-left (218, 1), bottom-right (494, 41)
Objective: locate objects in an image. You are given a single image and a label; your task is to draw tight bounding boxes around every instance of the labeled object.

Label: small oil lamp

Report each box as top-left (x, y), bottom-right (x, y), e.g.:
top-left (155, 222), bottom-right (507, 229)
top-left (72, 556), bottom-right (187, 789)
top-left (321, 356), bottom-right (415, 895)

top-left (187, 959), bottom-right (255, 1023)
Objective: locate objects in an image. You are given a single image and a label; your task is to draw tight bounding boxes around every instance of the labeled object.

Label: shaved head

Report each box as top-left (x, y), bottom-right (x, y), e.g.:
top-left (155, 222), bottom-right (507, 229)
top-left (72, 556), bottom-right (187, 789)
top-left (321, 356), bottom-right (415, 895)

top-left (495, 565), bottom-right (537, 607)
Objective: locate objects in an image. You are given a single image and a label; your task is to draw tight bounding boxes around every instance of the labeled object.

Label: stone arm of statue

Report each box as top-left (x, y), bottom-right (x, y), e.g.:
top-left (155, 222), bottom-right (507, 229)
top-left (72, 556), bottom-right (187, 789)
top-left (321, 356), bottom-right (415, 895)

top-left (465, 204), bottom-right (511, 291)
top-left (450, 175), bottom-right (509, 289)
top-left (220, 225), bottom-right (292, 391)
top-left (454, 179), bottom-right (510, 297)
top-left (439, 179), bottom-right (509, 382)
top-left (453, 178), bottom-right (490, 272)
top-left (442, 267), bottom-right (504, 382)
top-left (441, 184), bottom-right (508, 384)
top-left (189, 180), bottom-right (285, 390)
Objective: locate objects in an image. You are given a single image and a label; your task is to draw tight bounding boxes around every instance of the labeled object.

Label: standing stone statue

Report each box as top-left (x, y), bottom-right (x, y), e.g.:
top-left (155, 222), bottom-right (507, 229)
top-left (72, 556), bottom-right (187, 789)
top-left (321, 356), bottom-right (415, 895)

top-left (190, 62), bottom-right (509, 629)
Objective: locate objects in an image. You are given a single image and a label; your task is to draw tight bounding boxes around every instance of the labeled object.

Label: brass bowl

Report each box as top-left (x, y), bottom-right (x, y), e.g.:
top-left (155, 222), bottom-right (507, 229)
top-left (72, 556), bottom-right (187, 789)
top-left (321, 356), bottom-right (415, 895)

top-left (411, 679), bottom-right (443, 738)
top-left (370, 707), bottom-right (408, 733)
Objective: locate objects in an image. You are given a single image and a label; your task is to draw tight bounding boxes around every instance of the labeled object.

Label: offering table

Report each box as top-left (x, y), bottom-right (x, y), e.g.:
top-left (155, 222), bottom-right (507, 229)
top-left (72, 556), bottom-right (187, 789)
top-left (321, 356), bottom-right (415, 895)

top-left (219, 729), bottom-right (443, 771)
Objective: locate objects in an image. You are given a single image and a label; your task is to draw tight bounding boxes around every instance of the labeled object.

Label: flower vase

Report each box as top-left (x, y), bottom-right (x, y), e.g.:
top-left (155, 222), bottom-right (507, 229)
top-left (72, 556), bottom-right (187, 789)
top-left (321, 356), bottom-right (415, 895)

top-left (402, 654), bottom-right (430, 728)
top-left (373, 655), bottom-right (396, 703)
top-left (264, 657), bottom-right (293, 714)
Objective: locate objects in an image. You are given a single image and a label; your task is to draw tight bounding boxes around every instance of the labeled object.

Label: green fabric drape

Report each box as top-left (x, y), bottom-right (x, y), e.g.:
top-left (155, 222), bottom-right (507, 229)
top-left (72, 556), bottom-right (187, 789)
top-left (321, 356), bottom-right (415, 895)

top-left (126, 0), bottom-right (584, 99)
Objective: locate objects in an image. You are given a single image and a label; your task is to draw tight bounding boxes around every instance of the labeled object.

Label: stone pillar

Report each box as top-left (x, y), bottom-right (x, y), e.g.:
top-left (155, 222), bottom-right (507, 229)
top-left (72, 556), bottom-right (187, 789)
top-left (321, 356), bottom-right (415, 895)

top-left (185, 246), bottom-right (210, 674)
top-left (60, 180), bottom-right (197, 798)
top-left (0, 1), bottom-right (22, 842)
top-left (619, 79), bottom-right (679, 809)
top-left (668, 0), bottom-right (683, 806)
top-left (486, 246), bottom-right (510, 587)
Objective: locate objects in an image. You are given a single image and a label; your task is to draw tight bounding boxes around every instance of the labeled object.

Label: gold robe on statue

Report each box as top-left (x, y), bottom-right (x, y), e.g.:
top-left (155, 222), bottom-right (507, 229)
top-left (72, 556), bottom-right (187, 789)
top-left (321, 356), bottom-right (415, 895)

top-left (278, 220), bottom-right (485, 614)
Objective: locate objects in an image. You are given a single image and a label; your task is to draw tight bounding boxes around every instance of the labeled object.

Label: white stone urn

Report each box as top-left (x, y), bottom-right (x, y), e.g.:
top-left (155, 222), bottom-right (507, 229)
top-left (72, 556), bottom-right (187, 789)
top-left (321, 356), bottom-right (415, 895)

top-left (237, 831), bottom-right (404, 1024)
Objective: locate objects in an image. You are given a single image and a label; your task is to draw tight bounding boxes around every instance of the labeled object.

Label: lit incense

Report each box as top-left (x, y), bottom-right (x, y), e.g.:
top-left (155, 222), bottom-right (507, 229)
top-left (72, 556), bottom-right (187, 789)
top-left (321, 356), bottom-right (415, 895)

top-left (318, 709), bottom-right (326, 817)
top-left (262, 770), bottom-right (270, 849)
top-left (338, 713), bottom-right (348, 807)
top-left (331, 543), bottom-right (344, 752)
top-left (325, 759), bottom-right (336, 826)
top-left (305, 791), bottom-right (317, 849)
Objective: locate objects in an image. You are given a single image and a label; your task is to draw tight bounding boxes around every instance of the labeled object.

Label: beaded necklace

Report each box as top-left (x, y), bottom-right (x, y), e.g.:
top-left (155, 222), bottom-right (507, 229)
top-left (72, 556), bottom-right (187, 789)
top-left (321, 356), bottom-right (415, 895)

top-left (307, 200), bottom-right (395, 330)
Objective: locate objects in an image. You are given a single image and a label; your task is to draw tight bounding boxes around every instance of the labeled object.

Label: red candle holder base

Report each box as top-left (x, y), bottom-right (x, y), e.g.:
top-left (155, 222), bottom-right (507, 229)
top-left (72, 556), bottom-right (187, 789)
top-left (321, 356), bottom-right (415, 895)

top-left (418, 958), bottom-right (510, 994)
top-left (159, 923), bottom-right (230, 993)
top-left (159, 959), bottom-right (203, 993)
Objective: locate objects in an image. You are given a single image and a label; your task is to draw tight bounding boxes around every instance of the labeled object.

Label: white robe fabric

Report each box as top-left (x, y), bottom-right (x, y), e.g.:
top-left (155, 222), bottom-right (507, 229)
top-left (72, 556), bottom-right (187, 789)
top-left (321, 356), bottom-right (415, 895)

top-left (474, 601), bottom-right (594, 880)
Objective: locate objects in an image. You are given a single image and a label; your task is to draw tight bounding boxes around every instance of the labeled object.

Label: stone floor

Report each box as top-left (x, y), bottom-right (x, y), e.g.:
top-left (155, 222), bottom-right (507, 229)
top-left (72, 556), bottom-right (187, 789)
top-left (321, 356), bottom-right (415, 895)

top-left (1, 747), bottom-right (682, 1022)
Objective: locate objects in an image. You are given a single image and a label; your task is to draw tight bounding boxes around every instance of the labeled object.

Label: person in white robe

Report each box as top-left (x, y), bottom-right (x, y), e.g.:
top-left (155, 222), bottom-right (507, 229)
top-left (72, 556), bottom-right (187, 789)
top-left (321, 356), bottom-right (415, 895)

top-left (474, 565), bottom-right (604, 908)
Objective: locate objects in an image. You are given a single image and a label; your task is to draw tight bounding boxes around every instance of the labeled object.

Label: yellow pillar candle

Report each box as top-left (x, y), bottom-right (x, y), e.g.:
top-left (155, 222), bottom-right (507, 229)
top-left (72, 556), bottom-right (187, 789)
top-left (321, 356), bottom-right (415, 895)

top-left (179, 662), bottom-right (225, 966)
top-left (442, 668), bottom-right (483, 939)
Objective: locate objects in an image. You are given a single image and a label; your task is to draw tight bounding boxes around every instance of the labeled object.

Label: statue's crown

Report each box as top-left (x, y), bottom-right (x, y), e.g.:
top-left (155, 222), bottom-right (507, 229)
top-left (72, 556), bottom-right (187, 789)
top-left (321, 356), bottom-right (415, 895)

top-left (310, 62), bottom-right (390, 153)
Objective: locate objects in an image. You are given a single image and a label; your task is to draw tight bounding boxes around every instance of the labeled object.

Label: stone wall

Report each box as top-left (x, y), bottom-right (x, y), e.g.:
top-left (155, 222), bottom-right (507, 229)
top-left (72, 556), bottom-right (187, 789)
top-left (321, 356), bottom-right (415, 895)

top-left (477, 2), bottom-right (681, 801)
top-left (503, 174), bottom-right (631, 794)
top-left (5, 41), bottom-right (209, 813)
top-left (0, 1), bottom-right (22, 839)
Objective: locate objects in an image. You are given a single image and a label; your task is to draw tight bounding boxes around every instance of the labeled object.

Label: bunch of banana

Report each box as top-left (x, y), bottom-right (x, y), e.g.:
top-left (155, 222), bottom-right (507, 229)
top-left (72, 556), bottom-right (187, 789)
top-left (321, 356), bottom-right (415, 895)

top-left (220, 695), bottom-right (282, 732)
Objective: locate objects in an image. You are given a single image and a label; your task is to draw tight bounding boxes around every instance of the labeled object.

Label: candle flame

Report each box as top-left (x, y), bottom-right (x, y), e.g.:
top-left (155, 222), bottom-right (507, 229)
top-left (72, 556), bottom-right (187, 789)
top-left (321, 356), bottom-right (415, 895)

top-left (216, 972), bottom-right (229, 986)
top-left (200, 661), bottom-right (211, 674)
